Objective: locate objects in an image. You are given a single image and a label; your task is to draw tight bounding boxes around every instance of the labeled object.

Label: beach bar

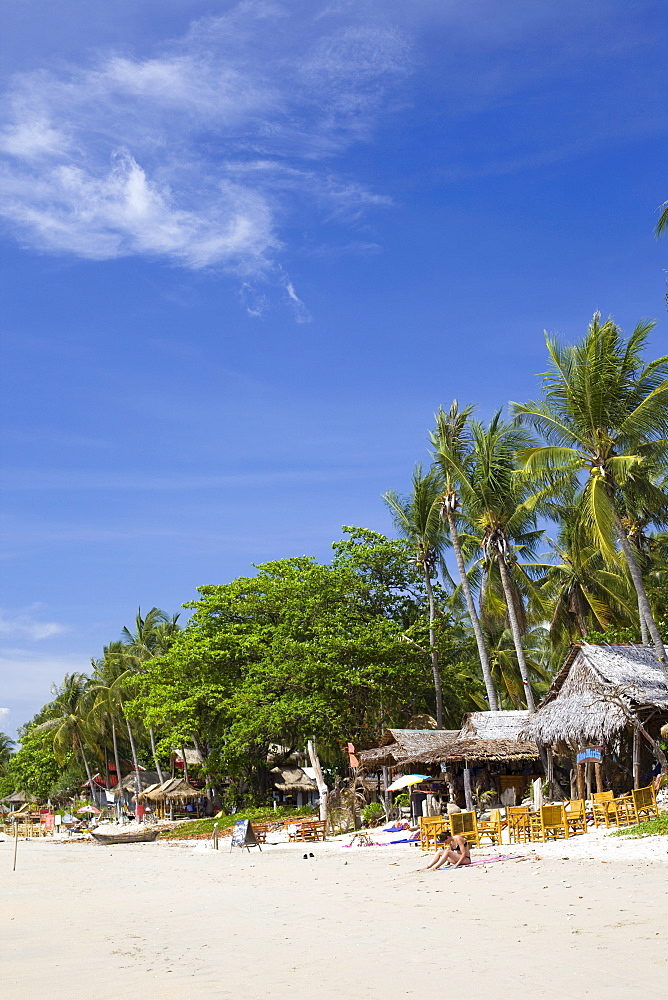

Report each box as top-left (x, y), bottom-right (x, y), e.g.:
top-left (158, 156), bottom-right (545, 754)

top-left (521, 643), bottom-right (668, 798)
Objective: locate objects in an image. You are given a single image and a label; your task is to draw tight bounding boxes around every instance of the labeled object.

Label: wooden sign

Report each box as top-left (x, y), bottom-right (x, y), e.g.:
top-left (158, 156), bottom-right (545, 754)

top-left (576, 748), bottom-right (602, 764)
top-left (229, 819), bottom-right (262, 852)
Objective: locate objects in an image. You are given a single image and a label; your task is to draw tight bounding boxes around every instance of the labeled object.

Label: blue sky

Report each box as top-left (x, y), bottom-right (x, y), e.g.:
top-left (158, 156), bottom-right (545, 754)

top-left (1, 0), bottom-right (667, 737)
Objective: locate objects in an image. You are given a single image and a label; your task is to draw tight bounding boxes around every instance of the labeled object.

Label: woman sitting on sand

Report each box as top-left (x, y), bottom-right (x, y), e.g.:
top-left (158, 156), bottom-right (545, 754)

top-left (420, 831), bottom-right (471, 871)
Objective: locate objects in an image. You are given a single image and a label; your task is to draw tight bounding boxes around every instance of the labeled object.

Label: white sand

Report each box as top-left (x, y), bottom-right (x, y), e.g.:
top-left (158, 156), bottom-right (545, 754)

top-left (2, 830), bottom-right (666, 999)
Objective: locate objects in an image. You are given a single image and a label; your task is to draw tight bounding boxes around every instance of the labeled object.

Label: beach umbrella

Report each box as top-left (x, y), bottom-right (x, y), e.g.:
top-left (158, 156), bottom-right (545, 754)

top-left (386, 774), bottom-right (429, 792)
top-left (76, 805), bottom-right (101, 814)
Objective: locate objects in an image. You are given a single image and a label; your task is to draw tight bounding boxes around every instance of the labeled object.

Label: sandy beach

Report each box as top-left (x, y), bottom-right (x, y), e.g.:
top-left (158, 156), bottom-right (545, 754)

top-left (2, 831), bottom-right (666, 999)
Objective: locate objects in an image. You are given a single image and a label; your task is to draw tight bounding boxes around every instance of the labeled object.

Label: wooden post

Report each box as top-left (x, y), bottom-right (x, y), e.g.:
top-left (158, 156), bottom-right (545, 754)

top-left (576, 762), bottom-right (586, 800)
top-left (594, 760), bottom-right (604, 794)
top-left (13, 821), bottom-right (18, 871)
top-left (463, 767), bottom-right (474, 812)
top-left (212, 822), bottom-right (219, 851)
top-left (585, 761), bottom-right (592, 801)
top-left (382, 767), bottom-right (391, 817)
top-left (632, 728), bottom-right (641, 789)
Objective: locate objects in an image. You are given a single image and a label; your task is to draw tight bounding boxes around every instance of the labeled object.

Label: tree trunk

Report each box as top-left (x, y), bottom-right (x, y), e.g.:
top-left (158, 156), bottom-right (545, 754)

top-left (496, 552), bottom-right (536, 711)
top-left (444, 506), bottom-right (498, 710)
top-left (638, 596), bottom-right (650, 646)
top-left (124, 713), bottom-right (143, 819)
top-left (180, 745), bottom-right (189, 784)
top-left (111, 720), bottom-right (123, 821)
top-left (149, 724), bottom-right (164, 784)
top-left (423, 567), bottom-right (444, 728)
top-left (307, 739), bottom-right (329, 824)
top-left (76, 732), bottom-right (97, 807)
top-left (614, 517), bottom-right (666, 664)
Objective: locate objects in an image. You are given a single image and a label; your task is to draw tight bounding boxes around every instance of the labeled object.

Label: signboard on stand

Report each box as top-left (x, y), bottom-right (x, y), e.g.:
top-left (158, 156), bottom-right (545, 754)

top-left (229, 819), bottom-right (262, 852)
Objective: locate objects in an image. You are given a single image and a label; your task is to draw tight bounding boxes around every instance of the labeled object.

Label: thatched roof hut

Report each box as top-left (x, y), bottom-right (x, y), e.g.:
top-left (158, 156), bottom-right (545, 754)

top-left (116, 771), bottom-right (162, 795)
top-left (358, 715), bottom-right (539, 769)
top-left (170, 748), bottom-right (203, 768)
top-left (357, 729), bottom-right (460, 769)
top-left (269, 766), bottom-right (318, 793)
top-left (521, 644), bottom-right (668, 747)
top-left (138, 778), bottom-right (201, 802)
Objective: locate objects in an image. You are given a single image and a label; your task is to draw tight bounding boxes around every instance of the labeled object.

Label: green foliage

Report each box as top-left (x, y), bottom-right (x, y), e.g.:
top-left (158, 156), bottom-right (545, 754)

top-left (1, 723), bottom-right (64, 798)
top-left (609, 812), bottom-right (668, 838)
top-left (159, 805), bottom-right (316, 839)
top-left (361, 801), bottom-right (386, 826)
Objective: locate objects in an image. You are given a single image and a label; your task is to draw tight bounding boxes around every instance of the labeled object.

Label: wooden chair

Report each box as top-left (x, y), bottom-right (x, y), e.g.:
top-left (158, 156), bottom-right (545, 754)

top-left (565, 799), bottom-right (587, 835)
top-left (419, 815), bottom-right (446, 851)
top-left (288, 820), bottom-right (327, 842)
top-left (478, 808), bottom-right (504, 846)
top-left (591, 791), bottom-right (617, 829)
top-left (449, 810), bottom-right (480, 848)
top-left (507, 806), bottom-right (532, 844)
top-left (631, 785), bottom-right (659, 824)
top-left (539, 804), bottom-right (570, 841)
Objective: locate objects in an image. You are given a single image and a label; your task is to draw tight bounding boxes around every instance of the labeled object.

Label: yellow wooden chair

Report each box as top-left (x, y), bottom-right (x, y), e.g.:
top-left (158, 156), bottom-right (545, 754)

top-left (539, 804), bottom-right (570, 841)
top-left (478, 808), bottom-right (504, 846)
top-left (590, 791), bottom-right (617, 829)
top-left (631, 785), bottom-right (659, 824)
top-left (449, 810), bottom-right (480, 847)
top-left (507, 805), bottom-right (532, 844)
top-left (565, 799), bottom-right (587, 835)
top-left (419, 815), bottom-right (447, 851)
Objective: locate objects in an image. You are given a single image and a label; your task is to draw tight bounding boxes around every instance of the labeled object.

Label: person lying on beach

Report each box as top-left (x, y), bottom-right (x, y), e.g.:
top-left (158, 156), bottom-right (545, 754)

top-left (419, 831), bottom-right (471, 871)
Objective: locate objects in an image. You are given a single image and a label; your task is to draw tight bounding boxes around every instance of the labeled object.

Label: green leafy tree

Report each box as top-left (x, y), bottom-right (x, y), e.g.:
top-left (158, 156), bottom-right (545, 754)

top-left (33, 673), bottom-right (98, 796)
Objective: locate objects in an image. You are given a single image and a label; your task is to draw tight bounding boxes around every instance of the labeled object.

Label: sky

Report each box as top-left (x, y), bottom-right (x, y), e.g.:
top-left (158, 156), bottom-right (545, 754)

top-left (1, 0), bottom-right (667, 738)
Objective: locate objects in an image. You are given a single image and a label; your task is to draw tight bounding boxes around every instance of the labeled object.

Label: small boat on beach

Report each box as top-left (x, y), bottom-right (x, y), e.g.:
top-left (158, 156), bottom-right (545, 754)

top-left (91, 826), bottom-right (160, 845)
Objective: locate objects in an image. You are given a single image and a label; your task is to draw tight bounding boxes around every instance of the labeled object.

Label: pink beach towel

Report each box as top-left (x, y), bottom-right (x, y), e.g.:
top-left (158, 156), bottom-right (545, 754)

top-left (443, 854), bottom-right (520, 868)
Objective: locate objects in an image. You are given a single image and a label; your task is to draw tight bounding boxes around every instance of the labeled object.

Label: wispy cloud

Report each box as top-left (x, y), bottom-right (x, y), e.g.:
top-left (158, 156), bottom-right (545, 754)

top-left (0, 606), bottom-right (67, 641)
top-left (0, 2), bottom-right (409, 291)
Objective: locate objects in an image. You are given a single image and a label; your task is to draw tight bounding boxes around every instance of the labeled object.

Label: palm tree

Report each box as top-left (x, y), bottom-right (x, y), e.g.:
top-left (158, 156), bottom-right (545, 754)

top-left (383, 466), bottom-right (449, 727)
top-left (481, 622), bottom-right (552, 708)
top-left (511, 313), bottom-right (668, 664)
top-left (455, 414), bottom-right (543, 711)
top-left (120, 607), bottom-right (180, 782)
top-left (538, 513), bottom-right (638, 653)
top-left (34, 673), bottom-right (98, 800)
top-left (0, 732), bottom-right (14, 776)
top-left (656, 200), bottom-right (668, 238)
top-left (431, 401), bottom-right (498, 710)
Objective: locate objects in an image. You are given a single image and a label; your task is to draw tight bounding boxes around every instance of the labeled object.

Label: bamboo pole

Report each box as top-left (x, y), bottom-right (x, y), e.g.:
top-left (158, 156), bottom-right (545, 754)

top-left (13, 822), bottom-right (18, 871)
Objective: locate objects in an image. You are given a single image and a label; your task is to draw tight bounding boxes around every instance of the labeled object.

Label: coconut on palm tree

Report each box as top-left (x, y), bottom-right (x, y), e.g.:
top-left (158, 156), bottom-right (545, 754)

top-left (512, 313), bottom-right (668, 664)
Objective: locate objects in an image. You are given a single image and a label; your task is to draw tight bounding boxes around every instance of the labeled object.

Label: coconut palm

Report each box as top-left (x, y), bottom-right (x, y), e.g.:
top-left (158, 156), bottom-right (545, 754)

top-left (657, 200), bottom-right (668, 238)
top-left (121, 607), bottom-right (180, 782)
top-left (431, 401), bottom-right (498, 710)
top-left (511, 313), bottom-right (668, 663)
top-left (538, 513), bottom-right (638, 653)
top-left (34, 673), bottom-right (98, 800)
top-left (481, 622), bottom-right (552, 709)
top-left (0, 732), bottom-right (14, 776)
top-left (451, 413), bottom-right (543, 710)
top-left (383, 466), bottom-right (450, 728)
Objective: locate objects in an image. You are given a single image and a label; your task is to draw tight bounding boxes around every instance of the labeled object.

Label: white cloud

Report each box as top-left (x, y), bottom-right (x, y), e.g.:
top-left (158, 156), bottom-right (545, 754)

top-left (0, 707), bottom-right (9, 719)
top-left (0, 2), bottom-right (409, 283)
top-left (0, 607), bottom-right (67, 641)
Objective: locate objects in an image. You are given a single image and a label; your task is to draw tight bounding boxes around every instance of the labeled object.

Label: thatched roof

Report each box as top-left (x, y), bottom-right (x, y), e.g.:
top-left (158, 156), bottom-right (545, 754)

top-left (269, 766), bottom-right (318, 793)
top-left (171, 748), bottom-right (203, 766)
top-left (0, 790), bottom-right (36, 804)
top-left (461, 710), bottom-right (531, 740)
top-left (522, 644), bottom-right (668, 747)
top-left (138, 778), bottom-right (201, 801)
top-left (359, 718), bottom-right (539, 768)
top-left (117, 771), bottom-right (162, 794)
top-left (357, 729), bottom-right (460, 769)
